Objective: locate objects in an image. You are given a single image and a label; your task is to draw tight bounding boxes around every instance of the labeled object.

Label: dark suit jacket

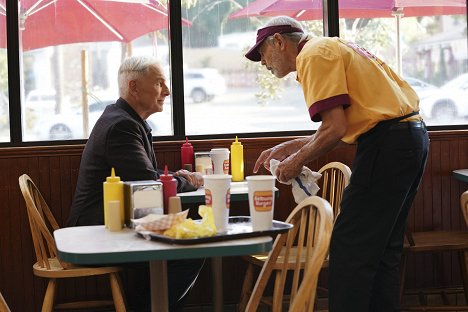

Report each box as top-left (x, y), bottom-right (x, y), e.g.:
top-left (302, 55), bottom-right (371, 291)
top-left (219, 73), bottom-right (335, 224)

top-left (67, 98), bottom-right (196, 226)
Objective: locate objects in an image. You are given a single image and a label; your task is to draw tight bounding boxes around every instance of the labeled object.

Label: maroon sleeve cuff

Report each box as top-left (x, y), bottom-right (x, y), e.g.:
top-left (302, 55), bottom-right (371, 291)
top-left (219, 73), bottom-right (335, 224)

top-left (308, 94), bottom-right (350, 122)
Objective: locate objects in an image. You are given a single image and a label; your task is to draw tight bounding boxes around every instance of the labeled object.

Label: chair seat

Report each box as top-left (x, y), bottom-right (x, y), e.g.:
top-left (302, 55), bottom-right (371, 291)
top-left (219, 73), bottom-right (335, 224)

top-left (33, 257), bottom-right (122, 279)
top-left (404, 231), bottom-right (468, 252)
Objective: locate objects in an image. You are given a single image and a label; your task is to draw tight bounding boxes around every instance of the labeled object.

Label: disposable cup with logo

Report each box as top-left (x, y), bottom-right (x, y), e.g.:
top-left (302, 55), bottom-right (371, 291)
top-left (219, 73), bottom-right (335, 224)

top-left (246, 175), bottom-right (276, 231)
top-left (204, 174), bottom-right (232, 233)
top-left (210, 148), bottom-right (230, 175)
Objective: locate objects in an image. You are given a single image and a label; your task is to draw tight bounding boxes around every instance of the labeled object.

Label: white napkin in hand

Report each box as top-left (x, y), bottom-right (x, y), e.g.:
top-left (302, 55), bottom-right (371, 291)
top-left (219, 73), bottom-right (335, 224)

top-left (269, 159), bottom-right (322, 204)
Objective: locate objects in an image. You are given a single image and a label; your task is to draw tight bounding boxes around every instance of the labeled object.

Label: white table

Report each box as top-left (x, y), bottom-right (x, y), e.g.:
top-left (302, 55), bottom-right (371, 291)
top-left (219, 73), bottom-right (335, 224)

top-left (54, 226), bottom-right (272, 312)
top-left (453, 169), bottom-right (468, 183)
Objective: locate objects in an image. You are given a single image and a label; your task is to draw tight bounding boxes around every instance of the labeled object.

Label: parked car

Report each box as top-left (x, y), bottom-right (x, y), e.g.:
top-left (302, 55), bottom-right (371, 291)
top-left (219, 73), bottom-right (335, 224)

top-left (404, 77), bottom-right (438, 100)
top-left (25, 89), bottom-right (71, 114)
top-left (184, 68), bottom-right (227, 103)
top-left (419, 73), bottom-right (468, 122)
top-left (33, 98), bottom-right (169, 140)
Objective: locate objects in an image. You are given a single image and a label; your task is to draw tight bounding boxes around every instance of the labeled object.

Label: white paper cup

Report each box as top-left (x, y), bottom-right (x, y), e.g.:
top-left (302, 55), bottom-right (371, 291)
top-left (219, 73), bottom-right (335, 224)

top-left (246, 175), bottom-right (276, 231)
top-left (204, 174), bottom-right (232, 233)
top-left (210, 148), bottom-right (230, 175)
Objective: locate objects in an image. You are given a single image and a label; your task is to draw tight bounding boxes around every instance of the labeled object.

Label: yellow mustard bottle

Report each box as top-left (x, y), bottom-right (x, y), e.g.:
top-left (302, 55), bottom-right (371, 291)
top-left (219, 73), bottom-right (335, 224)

top-left (103, 168), bottom-right (124, 228)
top-left (230, 136), bottom-right (244, 182)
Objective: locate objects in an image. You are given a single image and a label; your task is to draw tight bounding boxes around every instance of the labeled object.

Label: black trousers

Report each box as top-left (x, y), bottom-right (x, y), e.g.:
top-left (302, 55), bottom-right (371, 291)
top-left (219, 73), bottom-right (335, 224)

top-left (328, 122), bottom-right (429, 312)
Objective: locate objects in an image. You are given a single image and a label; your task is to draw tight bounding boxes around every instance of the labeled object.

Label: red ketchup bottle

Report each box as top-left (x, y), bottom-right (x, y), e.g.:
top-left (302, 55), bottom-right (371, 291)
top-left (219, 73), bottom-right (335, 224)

top-left (158, 165), bottom-right (177, 214)
top-left (181, 137), bottom-right (194, 171)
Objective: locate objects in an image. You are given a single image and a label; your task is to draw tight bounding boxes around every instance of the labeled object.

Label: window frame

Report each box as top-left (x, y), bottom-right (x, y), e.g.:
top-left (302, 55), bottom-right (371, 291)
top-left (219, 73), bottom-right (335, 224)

top-left (1, 0), bottom-right (467, 148)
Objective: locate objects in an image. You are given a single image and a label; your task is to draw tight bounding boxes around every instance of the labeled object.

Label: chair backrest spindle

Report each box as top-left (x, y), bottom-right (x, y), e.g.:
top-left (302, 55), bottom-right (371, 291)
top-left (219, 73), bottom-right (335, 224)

top-left (317, 162), bottom-right (351, 218)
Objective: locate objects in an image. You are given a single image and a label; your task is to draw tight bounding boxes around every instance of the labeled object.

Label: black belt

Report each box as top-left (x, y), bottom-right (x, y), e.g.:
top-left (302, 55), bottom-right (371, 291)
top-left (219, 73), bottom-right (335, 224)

top-left (388, 121), bottom-right (425, 130)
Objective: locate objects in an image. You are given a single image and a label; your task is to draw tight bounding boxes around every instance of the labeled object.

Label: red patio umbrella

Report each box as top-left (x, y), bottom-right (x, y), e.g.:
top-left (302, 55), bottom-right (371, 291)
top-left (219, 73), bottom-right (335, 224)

top-left (229, 0), bottom-right (278, 19)
top-left (230, 0), bottom-right (465, 20)
top-left (258, 0), bottom-right (466, 20)
top-left (0, 0), bottom-right (191, 51)
top-left (229, 0), bottom-right (466, 74)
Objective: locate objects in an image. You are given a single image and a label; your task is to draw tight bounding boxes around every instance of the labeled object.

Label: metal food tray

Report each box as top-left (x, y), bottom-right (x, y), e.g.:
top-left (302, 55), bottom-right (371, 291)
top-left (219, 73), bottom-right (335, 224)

top-left (136, 216), bottom-right (293, 245)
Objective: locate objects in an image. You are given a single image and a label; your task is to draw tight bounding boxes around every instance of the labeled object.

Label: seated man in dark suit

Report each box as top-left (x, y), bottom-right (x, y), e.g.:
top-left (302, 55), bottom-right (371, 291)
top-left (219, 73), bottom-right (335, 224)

top-left (67, 55), bottom-right (204, 312)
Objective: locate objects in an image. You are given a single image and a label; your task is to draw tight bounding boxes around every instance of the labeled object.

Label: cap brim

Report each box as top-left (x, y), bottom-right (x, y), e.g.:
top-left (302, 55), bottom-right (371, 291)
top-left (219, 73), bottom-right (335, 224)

top-left (245, 40), bottom-right (263, 62)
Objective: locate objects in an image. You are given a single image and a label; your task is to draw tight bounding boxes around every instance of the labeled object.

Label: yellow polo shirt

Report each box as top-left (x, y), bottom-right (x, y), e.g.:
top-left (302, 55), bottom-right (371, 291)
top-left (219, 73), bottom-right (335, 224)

top-left (296, 37), bottom-right (420, 144)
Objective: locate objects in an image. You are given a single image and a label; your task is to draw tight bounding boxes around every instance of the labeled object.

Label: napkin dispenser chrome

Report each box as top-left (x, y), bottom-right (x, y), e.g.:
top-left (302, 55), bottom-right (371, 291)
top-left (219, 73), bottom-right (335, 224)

top-left (124, 180), bottom-right (163, 227)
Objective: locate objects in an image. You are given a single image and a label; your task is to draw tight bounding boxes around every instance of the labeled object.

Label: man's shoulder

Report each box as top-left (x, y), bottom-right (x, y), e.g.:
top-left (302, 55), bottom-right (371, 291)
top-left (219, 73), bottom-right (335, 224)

top-left (87, 105), bottom-right (144, 143)
top-left (299, 37), bottom-right (341, 61)
top-left (97, 105), bottom-right (140, 128)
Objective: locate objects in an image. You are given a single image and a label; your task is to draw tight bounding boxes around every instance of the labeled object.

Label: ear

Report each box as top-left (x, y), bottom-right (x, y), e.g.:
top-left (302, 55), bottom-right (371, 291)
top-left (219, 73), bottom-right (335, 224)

top-left (273, 33), bottom-right (287, 51)
top-left (128, 80), bottom-right (138, 96)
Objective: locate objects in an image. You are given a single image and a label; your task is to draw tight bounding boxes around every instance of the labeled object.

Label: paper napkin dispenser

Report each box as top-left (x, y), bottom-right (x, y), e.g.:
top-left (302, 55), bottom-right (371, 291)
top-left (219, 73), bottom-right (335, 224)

top-left (124, 180), bottom-right (163, 227)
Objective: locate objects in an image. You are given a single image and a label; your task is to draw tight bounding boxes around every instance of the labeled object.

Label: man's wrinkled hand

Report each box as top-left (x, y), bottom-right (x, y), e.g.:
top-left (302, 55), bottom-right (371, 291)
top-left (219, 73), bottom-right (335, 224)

top-left (253, 148), bottom-right (273, 173)
top-left (253, 145), bottom-right (292, 173)
top-left (175, 170), bottom-right (204, 188)
top-left (275, 156), bottom-right (303, 183)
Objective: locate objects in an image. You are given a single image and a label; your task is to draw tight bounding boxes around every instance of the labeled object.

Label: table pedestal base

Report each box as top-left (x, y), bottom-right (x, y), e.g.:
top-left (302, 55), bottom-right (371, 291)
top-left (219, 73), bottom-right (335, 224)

top-left (150, 260), bottom-right (168, 312)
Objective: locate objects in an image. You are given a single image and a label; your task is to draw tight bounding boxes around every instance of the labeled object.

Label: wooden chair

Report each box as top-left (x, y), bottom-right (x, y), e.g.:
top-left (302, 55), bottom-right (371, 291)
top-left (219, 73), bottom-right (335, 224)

top-left (244, 196), bottom-right (333, 312)
top-left (400, 190), bottom-right (468, 311)
top-left (18, 174), bottom-right (127, 312)
top-left (239, 162), bottom-right (351, 311)
top-left (0, 291), bottom-right (11, 312)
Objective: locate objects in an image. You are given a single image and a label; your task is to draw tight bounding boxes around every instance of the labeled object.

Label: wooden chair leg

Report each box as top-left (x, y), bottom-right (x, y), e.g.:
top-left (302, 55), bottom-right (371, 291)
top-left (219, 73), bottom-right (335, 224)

top-left (459, 251), bottom-right (468, 304)
top-left (115, 271), bottom-right (128, 308)
top-left (42, 279), bottom-right (57, 312)
top-left (109, 272), bottom-right (127, 312)
top-left (239, 263), bottom-right (255, 312)
top-left (272, 270), bottom-right (283, 312)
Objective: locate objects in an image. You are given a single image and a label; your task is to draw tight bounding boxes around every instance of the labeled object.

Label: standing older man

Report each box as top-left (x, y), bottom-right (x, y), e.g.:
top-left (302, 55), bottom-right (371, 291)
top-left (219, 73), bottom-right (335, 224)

top-left (247, 16), bottom-right (429, 311)
top-left (68, 56), bottom-right (204, 311)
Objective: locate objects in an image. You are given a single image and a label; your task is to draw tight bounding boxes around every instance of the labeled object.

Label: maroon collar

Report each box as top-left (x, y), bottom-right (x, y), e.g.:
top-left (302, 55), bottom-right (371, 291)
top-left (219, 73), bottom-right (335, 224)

top-left (298, 39), bottom-right (308, 53)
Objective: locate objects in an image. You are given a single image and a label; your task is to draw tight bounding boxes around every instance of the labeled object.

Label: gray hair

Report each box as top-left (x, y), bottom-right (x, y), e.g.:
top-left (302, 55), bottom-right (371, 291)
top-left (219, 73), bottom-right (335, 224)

top-left (264, 16), bottom-right (305, 45)
top-left (118, 56), bottom-right (162, 97)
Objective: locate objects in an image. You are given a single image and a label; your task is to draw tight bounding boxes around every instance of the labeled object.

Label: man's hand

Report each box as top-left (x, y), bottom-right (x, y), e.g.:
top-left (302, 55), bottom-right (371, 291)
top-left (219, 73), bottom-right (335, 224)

top-left (253, 144), bottom-right (293, 173)
top-left (274, 154), bottom-right (304, 183)
top-left (253, 137), bottom-right (311, 173)
top-left (175, 170), bottom-right (204, 188)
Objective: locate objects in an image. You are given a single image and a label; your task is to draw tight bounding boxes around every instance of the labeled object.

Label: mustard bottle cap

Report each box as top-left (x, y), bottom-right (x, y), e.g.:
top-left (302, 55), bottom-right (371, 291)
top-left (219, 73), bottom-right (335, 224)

top-left (232, 135), bottom-right (241, 145)
top-left (106, 167), bottom-right (121, 183)
top-left (232, 136), bottom-right (242, 145)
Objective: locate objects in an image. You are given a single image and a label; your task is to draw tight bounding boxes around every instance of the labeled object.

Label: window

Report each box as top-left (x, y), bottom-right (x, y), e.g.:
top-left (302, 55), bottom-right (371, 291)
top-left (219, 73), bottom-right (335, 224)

top-left (337, 0), bottom-right (467, 126)
top-left (18, 1), bottom-right (173, 141)
top-left (181, 2), bottom-right (322, 136)
top-left (1, 0), bottom-right (467, 144)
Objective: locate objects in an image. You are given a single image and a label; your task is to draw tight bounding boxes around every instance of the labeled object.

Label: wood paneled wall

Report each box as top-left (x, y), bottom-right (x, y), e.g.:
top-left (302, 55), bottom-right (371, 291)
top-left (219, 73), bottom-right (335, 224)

top-left (0, 131), bottom-right (467, 311)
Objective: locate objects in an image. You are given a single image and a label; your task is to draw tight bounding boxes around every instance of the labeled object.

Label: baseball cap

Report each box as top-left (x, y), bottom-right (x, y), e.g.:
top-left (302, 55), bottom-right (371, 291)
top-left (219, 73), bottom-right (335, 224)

top-left (245, 24), bottom-right (304, 62)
